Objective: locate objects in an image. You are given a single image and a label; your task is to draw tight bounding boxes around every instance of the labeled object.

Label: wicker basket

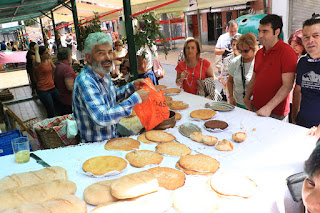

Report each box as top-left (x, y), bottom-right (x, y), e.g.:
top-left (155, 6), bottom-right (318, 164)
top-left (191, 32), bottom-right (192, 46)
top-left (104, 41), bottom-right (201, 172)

top-left (34, 126), bottom-right (66, 149)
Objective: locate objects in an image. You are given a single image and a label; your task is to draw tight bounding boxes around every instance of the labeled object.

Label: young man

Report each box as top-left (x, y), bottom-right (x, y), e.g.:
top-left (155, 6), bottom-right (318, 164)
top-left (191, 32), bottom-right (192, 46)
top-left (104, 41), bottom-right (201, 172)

top-left (243, 14), bottom-right (297, 120)
top-left (292, 14), bottom-right (320, 128)
top-left (72, 32), bottom-right (150, 142)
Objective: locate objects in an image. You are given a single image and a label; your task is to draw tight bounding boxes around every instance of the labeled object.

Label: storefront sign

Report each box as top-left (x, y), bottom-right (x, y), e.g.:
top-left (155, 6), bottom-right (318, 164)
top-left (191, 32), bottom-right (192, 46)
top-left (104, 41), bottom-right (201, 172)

top-left (211, 4), bottom-right (247, 13)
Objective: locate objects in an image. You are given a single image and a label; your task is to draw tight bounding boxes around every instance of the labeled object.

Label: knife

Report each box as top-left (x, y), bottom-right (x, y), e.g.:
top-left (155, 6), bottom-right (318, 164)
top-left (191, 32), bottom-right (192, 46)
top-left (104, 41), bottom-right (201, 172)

top-left (30, 153), bottom-right (51, 167)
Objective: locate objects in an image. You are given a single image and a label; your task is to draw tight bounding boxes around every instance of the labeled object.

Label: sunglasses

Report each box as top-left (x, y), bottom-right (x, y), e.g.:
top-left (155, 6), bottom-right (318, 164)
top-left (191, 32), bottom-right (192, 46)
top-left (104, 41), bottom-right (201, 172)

top-left (238, 49), bottom-right (250, 53)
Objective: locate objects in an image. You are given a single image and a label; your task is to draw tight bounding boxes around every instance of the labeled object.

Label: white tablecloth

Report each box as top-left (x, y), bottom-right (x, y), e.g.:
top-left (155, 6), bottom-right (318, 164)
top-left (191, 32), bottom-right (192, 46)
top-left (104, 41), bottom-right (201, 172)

top-left (0, 92), bottom-right (316, 213)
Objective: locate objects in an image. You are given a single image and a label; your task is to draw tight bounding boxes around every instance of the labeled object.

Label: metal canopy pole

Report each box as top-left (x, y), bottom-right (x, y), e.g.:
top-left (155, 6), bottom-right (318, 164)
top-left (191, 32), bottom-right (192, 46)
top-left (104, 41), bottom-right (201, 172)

top-left (23, 25), bottom-right (29, 46)
top-left (123, 0), bottom-right (138, 80)
top-left (50, 10), bottom-right (59, 48)
top-left (39, 17), bottom-right (46, 43)
top-left (70, 0), bottom-right (80, 49)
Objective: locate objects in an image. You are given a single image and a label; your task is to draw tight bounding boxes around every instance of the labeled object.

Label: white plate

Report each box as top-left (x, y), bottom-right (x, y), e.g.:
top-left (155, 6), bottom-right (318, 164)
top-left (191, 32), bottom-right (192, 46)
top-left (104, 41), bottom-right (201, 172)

top-left (178, 123), bottom-right (202, 138)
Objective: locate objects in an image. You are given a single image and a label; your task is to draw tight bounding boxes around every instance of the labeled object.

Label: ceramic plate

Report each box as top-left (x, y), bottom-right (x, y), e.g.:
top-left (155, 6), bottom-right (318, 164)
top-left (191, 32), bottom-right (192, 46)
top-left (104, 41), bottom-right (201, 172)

top-left (205, 102), bottom-right (235, 112)
top-left (178, 123), bottom-right (202, 138)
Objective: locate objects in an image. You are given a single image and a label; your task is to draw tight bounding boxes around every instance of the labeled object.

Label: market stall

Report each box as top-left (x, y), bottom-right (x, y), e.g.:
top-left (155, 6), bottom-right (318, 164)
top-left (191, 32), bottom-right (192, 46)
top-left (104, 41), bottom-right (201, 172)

top-left (0, 91), bottom-right (316, 212)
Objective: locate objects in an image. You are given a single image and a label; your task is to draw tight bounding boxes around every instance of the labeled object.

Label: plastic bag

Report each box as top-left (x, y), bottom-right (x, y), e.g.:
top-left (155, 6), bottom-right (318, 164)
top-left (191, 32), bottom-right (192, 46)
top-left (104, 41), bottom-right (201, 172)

top-left (134, 78), bottom-right (170, 131)
top-left (153, 56), bottom-right (165, 79)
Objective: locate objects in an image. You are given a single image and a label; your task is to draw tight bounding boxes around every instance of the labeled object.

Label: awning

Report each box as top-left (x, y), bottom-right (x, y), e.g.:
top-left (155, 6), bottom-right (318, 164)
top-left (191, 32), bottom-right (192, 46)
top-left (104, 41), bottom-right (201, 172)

top-left (0, 0), bottom-right (68, 24)
top-left (196, 0), bottom-right (254, 10)
top-left (0, 25), bottom-right (24, 34)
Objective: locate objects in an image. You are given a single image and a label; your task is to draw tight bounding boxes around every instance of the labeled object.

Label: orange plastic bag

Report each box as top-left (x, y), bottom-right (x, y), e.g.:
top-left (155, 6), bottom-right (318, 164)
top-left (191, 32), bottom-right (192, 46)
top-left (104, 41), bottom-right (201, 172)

top-left (133, 78), bottom-right (170, 131)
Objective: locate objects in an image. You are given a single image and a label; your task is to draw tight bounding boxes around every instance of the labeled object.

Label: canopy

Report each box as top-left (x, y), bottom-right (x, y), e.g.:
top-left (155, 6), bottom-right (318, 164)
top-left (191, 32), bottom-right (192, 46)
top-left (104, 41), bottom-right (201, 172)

top-left (0, 0), bottom-right (68, 24)
top-left (0, 25), bottom-right (24, 34)
top-left (196, 0), bottom-right (254, 10)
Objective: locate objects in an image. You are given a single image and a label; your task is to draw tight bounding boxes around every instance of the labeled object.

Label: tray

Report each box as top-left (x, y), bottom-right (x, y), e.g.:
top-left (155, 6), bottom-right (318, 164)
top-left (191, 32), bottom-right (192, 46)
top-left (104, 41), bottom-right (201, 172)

top-left (205, 102), bottom-right (235, 112)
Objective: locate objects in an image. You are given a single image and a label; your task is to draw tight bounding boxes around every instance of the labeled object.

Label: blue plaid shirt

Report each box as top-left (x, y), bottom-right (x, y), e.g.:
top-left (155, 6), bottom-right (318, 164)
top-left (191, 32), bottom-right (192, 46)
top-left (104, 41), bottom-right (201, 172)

top-left (72, 64), bottom-right (141, 142)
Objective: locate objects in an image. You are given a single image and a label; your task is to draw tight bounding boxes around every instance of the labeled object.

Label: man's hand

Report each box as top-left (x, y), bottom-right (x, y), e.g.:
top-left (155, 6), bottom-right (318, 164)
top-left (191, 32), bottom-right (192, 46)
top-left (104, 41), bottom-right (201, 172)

top-left (256, 105), bottom-right (272, 117)
top-left (136, 89), bottom-right (150, 103)
top-left (34, 44), bottom-right (39, 52)
top-left (133, 79), bottom-right (146, 90)
top-left (243, 97), bottom-right (253, 111)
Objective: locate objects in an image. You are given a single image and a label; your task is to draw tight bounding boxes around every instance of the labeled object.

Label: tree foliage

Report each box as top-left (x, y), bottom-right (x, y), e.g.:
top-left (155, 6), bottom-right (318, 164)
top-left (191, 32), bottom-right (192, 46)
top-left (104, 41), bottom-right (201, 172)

top-left (77, 12), bottom-right (101, 51)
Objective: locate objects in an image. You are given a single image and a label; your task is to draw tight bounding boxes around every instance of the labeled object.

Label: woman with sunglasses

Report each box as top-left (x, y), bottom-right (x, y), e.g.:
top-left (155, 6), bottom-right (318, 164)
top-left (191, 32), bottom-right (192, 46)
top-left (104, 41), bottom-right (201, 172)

top-left (227, 33), bottom-right (258, 109)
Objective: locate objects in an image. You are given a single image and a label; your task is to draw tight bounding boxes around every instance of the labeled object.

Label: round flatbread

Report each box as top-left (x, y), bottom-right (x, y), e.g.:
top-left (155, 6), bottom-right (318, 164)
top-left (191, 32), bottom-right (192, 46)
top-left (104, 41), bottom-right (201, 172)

top-left (176, 162), bottom-right (214, 176)
top-left (83, 156), bottom-right (127, 176)
top-left (169, 103), bottom-right (189, 111)
top-left (148, 167), bottom-right (185, 190)
top-left (104, 138), bottom-right (140, 151)
top-left (190, 109), bottom-right (216, 120)
top-left (163, 88), bottom-right (181, 94)
top-left (178, 154), bottom-right (220, 173)
top-left (125, 150), bottom-right (163, 168)
top-left (175, 112), bottom-right (182, 120)
top-left (156, 142), bottom-right (191, 156)
top-left (173, 185), bottom-right (219, 213)
top-left (209, 172), bottom-right (257, 198)
top-left (137, 133), bottom-right (156, 144)
top-left (165, 96), bottom-right (173, 102)
top-left (155, 85), bottom-right (167, 90)
top-left (145, 130), bottom-right (175, 143)
top-left (204, 120), bottom-right (228, 130)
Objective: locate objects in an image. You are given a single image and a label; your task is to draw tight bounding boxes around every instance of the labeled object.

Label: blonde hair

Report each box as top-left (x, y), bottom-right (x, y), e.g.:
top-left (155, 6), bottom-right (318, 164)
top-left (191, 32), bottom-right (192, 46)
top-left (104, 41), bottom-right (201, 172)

top-left (236, 33), bottom-right (258, 53)
top-left (183, 39), bottom-right (200, 64)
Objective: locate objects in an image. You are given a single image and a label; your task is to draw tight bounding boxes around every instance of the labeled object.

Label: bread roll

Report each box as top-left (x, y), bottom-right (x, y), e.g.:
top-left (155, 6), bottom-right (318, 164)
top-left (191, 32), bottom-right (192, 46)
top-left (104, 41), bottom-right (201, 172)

top-left (91, 189), bottom-right (172, 213)
top-left (202, 136), bottom-right (218, 146)
top-left (0, 179), bottom-right (77, 211)
top-left (0, 166), bottom-right (67, 191)
top-left (215, 139), bottom-right (234, 151)
top-left (2, 195), bottom-right (86, 213)
top-left (232, 132), bottom-right (247, 143)
top-left (190, 131), bottom-right (203, 143)
top-left (83, 179), bottom-right (118, 206)
top-left (111, 170), bottom-right (159, 199)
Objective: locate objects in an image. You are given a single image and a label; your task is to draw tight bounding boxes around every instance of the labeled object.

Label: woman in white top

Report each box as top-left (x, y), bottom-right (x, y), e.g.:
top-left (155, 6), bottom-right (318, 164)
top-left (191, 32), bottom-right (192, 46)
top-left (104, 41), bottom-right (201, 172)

top-left (227, 33), bottom-right (258, 109)
top-left (113, 40), bottom-right (128, 76)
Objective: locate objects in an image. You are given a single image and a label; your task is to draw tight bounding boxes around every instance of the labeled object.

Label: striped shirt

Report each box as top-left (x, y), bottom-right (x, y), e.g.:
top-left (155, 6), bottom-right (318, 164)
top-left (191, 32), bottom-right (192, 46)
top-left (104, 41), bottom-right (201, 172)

top-left (72, 64), bottom-right (141, 142)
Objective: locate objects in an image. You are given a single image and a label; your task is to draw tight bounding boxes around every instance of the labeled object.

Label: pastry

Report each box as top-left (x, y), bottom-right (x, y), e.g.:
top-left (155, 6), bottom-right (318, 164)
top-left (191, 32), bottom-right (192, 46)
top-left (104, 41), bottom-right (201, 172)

top-left (155, 85), bottom-right (167, 90)
top-left (0, 180), bottom-right (77, 211)
top-left (137, 133), bottom-right (156, 144)
top-left (104, 137), bottom-right (140, 151)
top-left (3, 195), bottom-right (86, 213)
top-left (125, 150), bottom-right (163, 168)
top-left (175, 112), bottom-right (182, 120)
top-left (190, 131), bottom-right (203, 143)
top-left (83, 179), bottom-right (118, 206)
top-left (209, 172), bottom-right (257, 198)
top-left (110, 170), bottom-right (159, 199)
top-left (172, 186), bottom-right (219, 213)
top-left (190, 109), bottom-right (216, 120)
top-left (82, 156), bottom-right (127, 176)
top-left (148, 167), bottom-right (185, 190)
top-left (145, 130), bottom-right (175, 143)
top-left (0, 166), bottom-right (67, 191)
top-left (202, 135), bottom-right (218, 146)
top-left (215, 139), bottom-right (234, 151)
top-left (232, 132), bottom-right (247, 143)
top-left (178, 154), bottom-right (220, 173)
top-left (163, 88), bottom-right (181, 94)
top-left (204, 120), bottom-right (228, 130)
top-left (156, 142), bottom-right (191, 156)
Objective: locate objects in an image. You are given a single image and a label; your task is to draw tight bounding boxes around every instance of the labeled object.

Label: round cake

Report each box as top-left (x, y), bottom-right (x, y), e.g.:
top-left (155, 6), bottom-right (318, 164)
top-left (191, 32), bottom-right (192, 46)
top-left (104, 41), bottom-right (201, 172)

top-left (125, 150), bottom-right (163, 168)
top-left (104, 138), bottom-right (140, 151)
top-left (178, 154), bottom-right (220, 173)
top-left (145, 130), bottom-right (175, 143)
top-left (83, 156), bottom-right (127, 176)
top-left (204, 120), bottom-right (228, 130)
top-left (190, 109), bottom-right (216, 120)
top-left (156, 142), bottom-right (191, 156)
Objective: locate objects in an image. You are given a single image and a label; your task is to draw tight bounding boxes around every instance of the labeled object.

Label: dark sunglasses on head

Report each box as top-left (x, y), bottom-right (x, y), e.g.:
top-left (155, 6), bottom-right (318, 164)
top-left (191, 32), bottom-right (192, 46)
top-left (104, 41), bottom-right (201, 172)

top-left (238, 49), bottom-right (250, 53)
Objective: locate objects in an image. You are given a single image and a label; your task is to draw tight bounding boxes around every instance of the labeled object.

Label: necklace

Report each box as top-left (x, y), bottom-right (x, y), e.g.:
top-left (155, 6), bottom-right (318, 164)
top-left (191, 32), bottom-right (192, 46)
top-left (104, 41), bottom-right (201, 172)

top-left (185, 60), bottom-right (197, 86)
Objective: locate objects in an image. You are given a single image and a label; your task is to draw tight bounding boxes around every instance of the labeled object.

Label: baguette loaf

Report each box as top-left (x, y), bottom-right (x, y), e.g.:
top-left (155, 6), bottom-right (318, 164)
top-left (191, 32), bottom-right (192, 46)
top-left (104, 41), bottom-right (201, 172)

top-left (2, 195), bottom-right (86, 213)
top-left (83, 179), bottom-right (118, 206)
top-left (0, 179), bottom-right (77, 211)
top-left (0, 166), bottom-right (67, 191)
top-left (111, 170), bottom-right (159, 199)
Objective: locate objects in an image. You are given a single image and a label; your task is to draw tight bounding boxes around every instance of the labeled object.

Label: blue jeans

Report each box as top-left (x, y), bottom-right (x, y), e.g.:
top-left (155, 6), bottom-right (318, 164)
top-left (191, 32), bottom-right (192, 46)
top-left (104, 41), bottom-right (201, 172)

top-left (37, 88), bottom-right (61, 118)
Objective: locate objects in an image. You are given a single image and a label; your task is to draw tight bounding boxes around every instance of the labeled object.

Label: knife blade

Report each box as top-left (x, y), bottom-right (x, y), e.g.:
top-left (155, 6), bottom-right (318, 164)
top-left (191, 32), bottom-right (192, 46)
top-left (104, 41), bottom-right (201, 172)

top-left (30, 153), bottom-right (51, 167)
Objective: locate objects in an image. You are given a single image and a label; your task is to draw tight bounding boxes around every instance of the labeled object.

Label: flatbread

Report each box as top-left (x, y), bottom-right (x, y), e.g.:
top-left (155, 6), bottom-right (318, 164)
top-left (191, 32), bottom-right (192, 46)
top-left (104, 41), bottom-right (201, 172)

top-left (190, 109), bottom-right (216, 120)
top-left (148, 167), bottom-right (185, 190)
top-left (175, 112), bottom-right (182, 120)
top-left (104, 138), bottom-right (140, 151)
top-left (125, 150), bottom-right (163, 168)
top-left (137, 133), bottom-right (156, 144)
top-left (156, 142), bottom-right (191, 156)
top-left (155, 85), bottom-right (167, 90)
top-left (176, 162), bottom-right (214, 176)
top-left (178, 154), bottom-right (220, 173)
top-left (164, 96), bottom-right (173, 102)
top-left (163, 88), bottom-right (181, 94)
top-left (145, 130), bottom-right (175, 143)
top-left (83, 156), bottom-right (127, 176)
top-left (209, 172), bottom-right (257, 198)
top-left (168, 102), bottom-right (189, 111)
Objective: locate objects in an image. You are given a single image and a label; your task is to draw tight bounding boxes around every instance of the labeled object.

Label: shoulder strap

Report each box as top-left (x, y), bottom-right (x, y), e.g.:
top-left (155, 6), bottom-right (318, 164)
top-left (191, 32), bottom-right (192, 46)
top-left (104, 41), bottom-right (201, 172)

top-left (200, 59), bottom-right (204, 80)
top-left (240, 57), bottom-right (246, 98)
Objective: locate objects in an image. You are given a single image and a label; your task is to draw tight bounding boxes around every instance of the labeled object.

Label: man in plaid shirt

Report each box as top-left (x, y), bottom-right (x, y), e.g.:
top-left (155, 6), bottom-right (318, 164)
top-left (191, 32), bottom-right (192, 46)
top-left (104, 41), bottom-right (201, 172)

top-left (72, 32), bottom-right (150, 142)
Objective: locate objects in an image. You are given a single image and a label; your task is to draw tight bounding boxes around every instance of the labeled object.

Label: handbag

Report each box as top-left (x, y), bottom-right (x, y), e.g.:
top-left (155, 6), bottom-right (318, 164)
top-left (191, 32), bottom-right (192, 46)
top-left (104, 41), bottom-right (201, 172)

top-left (153, 56), bottom-right (165, 79)
top-left (286, 171), bottom-right (307, 202)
